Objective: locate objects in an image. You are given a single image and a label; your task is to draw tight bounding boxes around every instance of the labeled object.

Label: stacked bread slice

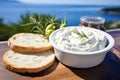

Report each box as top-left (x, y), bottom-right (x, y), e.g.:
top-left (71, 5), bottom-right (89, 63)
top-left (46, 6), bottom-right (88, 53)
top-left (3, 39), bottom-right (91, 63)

top-left (2, 33), bottom-right (55, 73)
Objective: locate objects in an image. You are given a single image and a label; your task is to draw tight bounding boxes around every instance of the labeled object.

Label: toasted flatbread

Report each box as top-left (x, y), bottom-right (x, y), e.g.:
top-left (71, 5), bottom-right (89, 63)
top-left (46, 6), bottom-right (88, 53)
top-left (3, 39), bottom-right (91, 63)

top-left (8, 33), bottom-right (53, 53)
top-left (2, 50), bottom-right (55, 73)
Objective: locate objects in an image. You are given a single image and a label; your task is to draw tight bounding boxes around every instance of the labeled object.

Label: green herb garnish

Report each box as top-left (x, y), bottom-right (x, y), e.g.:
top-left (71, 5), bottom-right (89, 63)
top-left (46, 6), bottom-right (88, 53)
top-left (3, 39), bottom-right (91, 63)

top-left (74, 29), bottom-right (88, 39)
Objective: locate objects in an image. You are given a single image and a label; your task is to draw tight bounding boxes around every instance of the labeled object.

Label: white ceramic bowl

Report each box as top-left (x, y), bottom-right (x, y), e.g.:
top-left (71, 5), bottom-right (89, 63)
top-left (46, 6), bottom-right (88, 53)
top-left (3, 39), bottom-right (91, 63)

top-left (49, 26), bottom-right (115, 68)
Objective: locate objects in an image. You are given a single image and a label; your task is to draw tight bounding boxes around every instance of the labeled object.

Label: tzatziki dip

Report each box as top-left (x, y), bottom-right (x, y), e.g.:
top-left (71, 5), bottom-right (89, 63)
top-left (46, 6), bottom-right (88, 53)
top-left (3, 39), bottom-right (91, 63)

top-left (54, 27), bottom-right (107, 52)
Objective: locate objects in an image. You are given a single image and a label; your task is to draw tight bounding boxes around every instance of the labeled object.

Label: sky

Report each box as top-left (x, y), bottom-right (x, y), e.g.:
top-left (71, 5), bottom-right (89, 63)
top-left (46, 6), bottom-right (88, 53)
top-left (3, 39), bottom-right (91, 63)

top-left (16, 0), bottom-right (120, 5)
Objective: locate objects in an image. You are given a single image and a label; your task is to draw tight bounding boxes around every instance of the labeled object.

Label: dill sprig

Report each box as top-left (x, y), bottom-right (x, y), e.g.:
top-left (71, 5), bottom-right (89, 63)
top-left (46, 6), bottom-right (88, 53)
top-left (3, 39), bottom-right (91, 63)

top-left (74, 29), bottom-right (88, 39)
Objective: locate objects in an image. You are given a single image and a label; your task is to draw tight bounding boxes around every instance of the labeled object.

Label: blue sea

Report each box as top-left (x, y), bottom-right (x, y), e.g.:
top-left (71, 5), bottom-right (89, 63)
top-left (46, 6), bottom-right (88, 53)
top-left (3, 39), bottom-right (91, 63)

top-left (0, 2), bottom-right (120, 26)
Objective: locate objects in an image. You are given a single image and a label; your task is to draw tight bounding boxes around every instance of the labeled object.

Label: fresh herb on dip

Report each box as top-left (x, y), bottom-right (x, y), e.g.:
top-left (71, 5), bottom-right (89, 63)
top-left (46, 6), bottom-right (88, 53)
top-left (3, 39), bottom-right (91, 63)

top-left (54, 27), bottom-right (107, 52)
top-left (73, 28), bottom-right (88, 39)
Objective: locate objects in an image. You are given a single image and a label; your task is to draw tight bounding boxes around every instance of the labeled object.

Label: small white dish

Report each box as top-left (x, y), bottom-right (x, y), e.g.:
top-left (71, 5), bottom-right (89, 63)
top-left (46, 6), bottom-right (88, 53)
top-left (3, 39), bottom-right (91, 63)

top-left (49, 26), bottom-right (115, 68)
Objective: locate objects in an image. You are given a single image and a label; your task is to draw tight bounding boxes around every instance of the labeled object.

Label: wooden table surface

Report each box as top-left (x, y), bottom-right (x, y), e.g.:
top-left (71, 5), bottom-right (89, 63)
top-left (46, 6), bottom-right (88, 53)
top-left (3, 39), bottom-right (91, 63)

top-left (0, 29), bottom-right (120, 80)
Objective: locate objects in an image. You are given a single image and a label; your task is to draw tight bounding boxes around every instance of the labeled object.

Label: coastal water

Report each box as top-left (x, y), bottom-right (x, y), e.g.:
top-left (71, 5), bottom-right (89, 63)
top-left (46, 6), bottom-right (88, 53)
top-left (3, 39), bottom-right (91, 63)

top-left (0, 2), bottom-right (120, 26)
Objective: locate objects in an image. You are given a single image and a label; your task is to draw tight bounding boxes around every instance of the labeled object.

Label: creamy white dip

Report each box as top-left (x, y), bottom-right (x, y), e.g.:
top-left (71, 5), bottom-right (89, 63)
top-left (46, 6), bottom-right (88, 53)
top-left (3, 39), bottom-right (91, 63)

top-left (54, 27), bottom-right (107, 52)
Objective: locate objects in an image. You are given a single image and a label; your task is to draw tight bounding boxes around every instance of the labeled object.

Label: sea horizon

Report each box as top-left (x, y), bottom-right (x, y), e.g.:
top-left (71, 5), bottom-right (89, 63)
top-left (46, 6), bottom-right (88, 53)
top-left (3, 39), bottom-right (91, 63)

top-left (0, 2), bottom-right (120, 26)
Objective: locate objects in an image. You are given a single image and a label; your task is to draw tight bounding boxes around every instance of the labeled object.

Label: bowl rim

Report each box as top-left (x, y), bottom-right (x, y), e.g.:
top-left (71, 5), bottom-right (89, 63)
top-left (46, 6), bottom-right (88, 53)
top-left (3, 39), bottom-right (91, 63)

top-left (49, 26), bottom-right (115, 55)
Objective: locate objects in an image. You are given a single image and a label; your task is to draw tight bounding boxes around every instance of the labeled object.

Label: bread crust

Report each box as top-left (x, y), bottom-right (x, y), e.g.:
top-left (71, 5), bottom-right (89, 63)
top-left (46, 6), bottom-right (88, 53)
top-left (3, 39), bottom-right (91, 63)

top-left (2, 50), bottom-right (55, 73)
top-left (8, 33), bottom-right (53, 53)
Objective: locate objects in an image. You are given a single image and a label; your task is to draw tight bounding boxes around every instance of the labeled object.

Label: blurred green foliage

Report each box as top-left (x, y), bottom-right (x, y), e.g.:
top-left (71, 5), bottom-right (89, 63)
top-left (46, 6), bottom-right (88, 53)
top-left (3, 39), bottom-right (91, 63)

top-left (0, 12), bottom-right (61, 41)
top-left (101, 8), bottom-right (120, 13)
top-left (0, 18), bottom-right (11, 41)
top-left (104, 21), bottom-right (114, 29)
top-left (105, 21), bottom-right (120, 29)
